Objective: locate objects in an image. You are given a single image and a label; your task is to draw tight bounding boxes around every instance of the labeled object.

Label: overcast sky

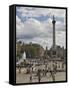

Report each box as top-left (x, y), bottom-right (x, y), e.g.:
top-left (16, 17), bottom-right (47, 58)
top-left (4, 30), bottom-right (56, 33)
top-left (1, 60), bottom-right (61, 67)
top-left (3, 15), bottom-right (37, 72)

top-left (16, 6), bottom-right (66, 49)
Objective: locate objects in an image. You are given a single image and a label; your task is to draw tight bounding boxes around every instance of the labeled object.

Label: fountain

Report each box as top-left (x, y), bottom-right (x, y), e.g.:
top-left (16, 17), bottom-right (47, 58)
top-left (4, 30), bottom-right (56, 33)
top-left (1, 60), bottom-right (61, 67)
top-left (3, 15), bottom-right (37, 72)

top-left (22, 51), bottom-right (26, 60)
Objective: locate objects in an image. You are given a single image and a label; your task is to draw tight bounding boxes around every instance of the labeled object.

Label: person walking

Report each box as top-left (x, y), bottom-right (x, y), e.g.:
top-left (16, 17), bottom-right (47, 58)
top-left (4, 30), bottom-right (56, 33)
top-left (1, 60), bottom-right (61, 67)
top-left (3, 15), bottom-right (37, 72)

top-left (29, 68), bottom-right (33, 83)
top-left (50, 71), bottom-right (55, 81)
top-left (37, 69), bottom-right (41, 83)
top-left (30, 73), bottom-right (32, 83)
top-left (19, 65), bottom-right (21, 74)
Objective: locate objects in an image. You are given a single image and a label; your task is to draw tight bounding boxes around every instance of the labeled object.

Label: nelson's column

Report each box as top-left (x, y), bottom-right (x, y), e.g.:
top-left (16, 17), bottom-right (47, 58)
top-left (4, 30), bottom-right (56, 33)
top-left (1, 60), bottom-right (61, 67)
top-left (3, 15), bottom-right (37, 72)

top-left (52, 15), bottom-right (56, 49)
top-left (51, 15), bottom-right (57, 56)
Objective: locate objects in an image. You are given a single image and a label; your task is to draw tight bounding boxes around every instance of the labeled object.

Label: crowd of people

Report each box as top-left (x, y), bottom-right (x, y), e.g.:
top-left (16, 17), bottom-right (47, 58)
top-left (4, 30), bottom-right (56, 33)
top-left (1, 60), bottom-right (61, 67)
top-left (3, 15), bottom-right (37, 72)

top-left (17, 63), bottom-right (57, 83)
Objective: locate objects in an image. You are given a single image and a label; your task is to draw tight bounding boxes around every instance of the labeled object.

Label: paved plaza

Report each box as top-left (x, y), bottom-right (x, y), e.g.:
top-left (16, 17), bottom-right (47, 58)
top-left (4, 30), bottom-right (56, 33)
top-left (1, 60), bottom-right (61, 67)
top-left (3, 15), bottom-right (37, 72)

top-left (16, 68), bottom-right (66, 83)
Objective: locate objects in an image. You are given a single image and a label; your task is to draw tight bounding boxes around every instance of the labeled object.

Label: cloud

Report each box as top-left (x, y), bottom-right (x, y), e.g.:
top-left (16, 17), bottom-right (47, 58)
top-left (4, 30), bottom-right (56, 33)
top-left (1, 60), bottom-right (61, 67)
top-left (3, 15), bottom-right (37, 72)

top-left (16, 7), bottom-right (66, 23)
top-left (56, 31), bottom-right (66, 47)
top-left (16, 16), bottom-right (53, 39)
top-left (16, 7), bottom-right (66, 49)
top-left (17, 7), bottom-right (65, 17)
top-left (16, 16), bottom-right (24, 38)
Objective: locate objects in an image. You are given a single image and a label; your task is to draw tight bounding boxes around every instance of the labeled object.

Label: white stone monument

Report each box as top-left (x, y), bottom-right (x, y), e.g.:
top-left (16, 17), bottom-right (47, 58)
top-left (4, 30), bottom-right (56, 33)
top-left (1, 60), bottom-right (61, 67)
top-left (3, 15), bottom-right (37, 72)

top-left (22, 51), bottom-right (26, 60)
